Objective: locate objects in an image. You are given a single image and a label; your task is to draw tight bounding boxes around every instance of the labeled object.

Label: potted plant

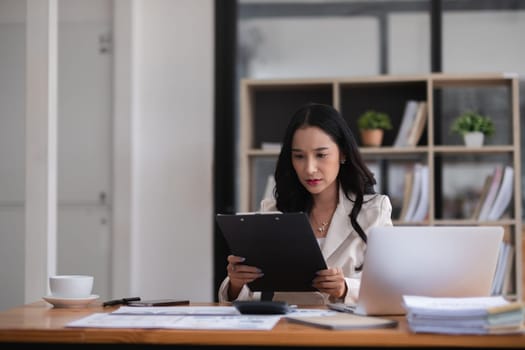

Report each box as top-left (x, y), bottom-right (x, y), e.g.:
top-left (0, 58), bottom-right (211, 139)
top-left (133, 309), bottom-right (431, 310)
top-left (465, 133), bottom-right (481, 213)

top-left (357, 110), bottom-right (392, 147)
top-left (450, 110), bottom-right (495, 147)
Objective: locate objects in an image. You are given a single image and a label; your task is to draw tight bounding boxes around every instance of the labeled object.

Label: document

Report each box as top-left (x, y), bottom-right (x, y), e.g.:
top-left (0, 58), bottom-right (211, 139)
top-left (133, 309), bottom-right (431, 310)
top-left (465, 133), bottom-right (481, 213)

top-left (66, 306), bottom-right (333, 330)
top-left (66, 313), bottom-right (281, 330)
top-left (112, 305), bottom-right (241, 315)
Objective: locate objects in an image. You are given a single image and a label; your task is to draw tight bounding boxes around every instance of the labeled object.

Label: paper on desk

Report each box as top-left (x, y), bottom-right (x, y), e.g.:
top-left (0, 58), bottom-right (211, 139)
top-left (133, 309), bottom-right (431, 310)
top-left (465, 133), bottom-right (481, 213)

top-left (113, 305), bottom-right (334, 317)
top-left (112, 305), bottom-right (241, 315)
top-left (66, 313), bottom-right (281, 330)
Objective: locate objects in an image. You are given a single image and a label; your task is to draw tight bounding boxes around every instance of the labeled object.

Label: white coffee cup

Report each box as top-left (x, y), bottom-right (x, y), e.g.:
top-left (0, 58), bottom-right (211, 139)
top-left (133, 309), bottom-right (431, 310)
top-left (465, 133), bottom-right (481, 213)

top-left (49, 275), bottom-right (94, 299)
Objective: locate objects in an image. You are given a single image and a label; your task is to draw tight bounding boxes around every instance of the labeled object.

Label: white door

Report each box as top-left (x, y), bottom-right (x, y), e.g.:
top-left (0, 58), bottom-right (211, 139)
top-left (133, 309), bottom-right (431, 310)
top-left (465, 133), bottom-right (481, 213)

top-left (57, 1), bottom-right (113, 300)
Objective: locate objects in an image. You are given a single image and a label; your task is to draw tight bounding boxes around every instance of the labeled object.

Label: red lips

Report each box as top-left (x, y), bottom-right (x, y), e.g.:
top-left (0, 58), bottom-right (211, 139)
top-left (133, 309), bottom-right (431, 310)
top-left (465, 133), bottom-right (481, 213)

top-left (306, 179), bottom-right (321, 186)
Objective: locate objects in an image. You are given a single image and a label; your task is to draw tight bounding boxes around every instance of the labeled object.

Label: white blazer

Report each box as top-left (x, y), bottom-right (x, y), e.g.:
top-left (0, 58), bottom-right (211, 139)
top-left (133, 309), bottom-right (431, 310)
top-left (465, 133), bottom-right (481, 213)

top-left (218, 187), bottom-right (393, 305)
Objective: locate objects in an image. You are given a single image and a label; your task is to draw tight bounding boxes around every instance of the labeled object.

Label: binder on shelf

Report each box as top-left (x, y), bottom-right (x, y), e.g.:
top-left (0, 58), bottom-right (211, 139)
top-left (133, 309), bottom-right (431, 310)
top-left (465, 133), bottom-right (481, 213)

top-left (471, 174), bottom-right (494, 220)
top-left (502, 244), bottom-right (516, 295)
top-left (399, 170), bottom-right (415, 220)
top-left (491, 242), bottom-right (508, 295)
top-left (261, 142), bottom-right (282, 151)
top-left (487, 166), bottom-right (514, 220)
top-left (263, 175), bottom-right (275, 201)
top-left (477, 164), bottom-right (504, 221)
top-left (402, 163), bottom-right (423, 222)
top-left (393, 100), bottom-right (419, 147)
top-left (491, 242), bottom-right (514, 295)
top-left (406, 102), bottom-right (427, 147)
top-left (411, 165), bottom-right (429, 222)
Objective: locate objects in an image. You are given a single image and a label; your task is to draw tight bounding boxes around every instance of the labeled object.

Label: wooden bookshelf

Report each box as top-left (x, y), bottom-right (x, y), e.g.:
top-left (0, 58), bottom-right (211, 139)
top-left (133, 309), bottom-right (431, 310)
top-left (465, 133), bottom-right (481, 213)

top-left (522, 227), bottom-right (525, 303)
top-left (238, 73), bottom-right (522, 301)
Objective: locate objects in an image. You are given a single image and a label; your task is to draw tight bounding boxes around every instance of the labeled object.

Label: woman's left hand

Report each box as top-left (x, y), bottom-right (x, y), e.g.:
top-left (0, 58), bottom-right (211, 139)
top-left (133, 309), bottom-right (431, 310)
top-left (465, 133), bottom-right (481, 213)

top-left (312, 267), bottom-right (347, 299)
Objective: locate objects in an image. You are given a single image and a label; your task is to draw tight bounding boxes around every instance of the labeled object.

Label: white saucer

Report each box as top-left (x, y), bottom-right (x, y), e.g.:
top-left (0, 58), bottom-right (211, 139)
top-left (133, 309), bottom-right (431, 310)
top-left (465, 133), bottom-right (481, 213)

top-left (42, 294), bottom-right (99, 308)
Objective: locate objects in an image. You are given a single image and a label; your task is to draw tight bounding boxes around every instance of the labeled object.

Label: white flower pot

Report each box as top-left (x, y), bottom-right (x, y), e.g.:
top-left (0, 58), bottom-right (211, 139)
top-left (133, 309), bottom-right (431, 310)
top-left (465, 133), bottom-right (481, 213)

top-left (463, 132), bottom-right (484, 147)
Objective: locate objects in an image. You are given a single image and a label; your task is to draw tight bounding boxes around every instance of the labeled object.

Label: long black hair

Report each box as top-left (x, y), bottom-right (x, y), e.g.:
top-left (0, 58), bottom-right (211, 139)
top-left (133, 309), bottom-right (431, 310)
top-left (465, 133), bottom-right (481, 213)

top-left (274, 102), bottom-right (376, 244)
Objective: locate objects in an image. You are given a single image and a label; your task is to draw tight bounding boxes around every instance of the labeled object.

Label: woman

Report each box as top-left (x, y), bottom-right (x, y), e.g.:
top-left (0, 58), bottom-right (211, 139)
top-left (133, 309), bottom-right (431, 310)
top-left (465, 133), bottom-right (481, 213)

top-left (218, 102), bottom-right (393, 305)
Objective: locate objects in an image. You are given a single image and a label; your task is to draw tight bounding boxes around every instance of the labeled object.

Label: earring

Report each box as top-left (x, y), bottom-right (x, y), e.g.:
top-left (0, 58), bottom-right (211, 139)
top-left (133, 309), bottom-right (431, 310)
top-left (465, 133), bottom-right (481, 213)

top-left (341, 159), bottom-right (346, 164)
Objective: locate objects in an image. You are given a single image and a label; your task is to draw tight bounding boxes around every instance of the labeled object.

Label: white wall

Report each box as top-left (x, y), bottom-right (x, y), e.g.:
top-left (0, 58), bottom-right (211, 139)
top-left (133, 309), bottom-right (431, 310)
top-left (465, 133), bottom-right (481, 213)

top-left (0, 0), bottom-right (26, 311)
top-left (239, 17), bottom-right (379, 78)
top-left (57, 0), bottom-right (113, 301)
top-left (443, 12), bottom-right (525, 73)
top-left (123, 0), bottom-right (214, 301)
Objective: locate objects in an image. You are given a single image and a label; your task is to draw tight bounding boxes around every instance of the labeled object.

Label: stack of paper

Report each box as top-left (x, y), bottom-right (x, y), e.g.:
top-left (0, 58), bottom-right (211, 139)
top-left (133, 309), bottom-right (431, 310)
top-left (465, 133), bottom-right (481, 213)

top-left (402, 295), bottom-right (524, 335)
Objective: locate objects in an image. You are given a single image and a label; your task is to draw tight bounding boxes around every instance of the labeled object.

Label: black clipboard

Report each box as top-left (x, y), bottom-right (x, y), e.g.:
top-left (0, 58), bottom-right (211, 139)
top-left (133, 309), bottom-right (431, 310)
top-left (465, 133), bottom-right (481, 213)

top-left (216, 212), bottom-right (327, 293)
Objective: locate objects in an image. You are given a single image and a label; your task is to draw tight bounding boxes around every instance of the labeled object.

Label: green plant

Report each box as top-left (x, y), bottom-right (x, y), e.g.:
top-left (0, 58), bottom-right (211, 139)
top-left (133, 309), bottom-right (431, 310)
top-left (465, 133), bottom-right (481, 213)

top-left (357, 110), bottom-right (392, 130)
top-left (450, 110), bottom-right (495, 137)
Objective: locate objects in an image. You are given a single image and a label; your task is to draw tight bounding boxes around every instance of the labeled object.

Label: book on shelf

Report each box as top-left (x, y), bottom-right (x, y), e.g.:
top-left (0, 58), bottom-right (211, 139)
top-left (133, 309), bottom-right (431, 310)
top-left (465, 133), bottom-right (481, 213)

top-left (477, 164), bottom-right (504, 221)
top-left (285, 313), bottom-right (398, 330)
top-left (402, 163), bottom-right (424, 222)
top-left (491, 241), bottom-right (507, 295)
top-left (411, 164), bottom-right (429, 222)
top-left (261, 142), bottom-right (282, 151)
top-left (486, 165), bottom-right (514, 220)
top-left (263, 175), bottom-right (275, 201)
top-left (501, 244), bottom-right (516, 295)
top-left (393, 100), bottom-right (419, 147)
top-left (402, 295), bottom-right (525, 335)
top-left (406, 101), bottom-right (428, 147)
top-left (492, 243), bottom-right (515, 295)
top-left (398, 170), bottom-right (414, 220)
top-left (471, 174), bottom-right (494, 220)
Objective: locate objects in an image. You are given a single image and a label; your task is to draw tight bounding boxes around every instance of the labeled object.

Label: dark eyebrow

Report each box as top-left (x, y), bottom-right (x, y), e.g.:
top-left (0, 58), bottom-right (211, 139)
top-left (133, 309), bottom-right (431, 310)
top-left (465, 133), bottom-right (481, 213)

top-left (291, 146), bottom-right (330, 152)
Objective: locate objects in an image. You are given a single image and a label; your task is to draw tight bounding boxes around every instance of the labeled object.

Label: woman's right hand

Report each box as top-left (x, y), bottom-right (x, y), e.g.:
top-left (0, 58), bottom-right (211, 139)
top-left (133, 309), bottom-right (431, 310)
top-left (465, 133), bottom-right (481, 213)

top-left (226, 255), bottom-right (264, 300)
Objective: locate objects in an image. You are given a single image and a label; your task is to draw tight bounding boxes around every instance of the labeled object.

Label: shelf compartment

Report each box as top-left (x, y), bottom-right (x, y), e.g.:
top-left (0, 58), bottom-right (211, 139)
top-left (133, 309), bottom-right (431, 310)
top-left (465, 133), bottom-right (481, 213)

top-left (247, 83), bottom-right (334, 149)
top-left (436, 155), bottom-right (515, 222)
top-left (339, 81), bottom-right (427, 147)
top-left (432, 84), bottom-right (514, 147)
top-left (249, 155), bottom-right (278, 212)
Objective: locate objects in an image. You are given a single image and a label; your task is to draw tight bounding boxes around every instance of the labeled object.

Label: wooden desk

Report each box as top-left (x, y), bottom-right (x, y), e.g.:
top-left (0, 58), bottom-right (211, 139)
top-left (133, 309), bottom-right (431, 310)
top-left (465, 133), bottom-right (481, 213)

top-left (0, 301), bottom-right (524, 348)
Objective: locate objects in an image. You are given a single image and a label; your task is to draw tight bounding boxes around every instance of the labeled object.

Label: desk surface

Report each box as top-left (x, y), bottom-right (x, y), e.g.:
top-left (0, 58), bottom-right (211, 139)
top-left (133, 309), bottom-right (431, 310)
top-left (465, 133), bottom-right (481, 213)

top-left (0, 301), bottom-right (524, 348)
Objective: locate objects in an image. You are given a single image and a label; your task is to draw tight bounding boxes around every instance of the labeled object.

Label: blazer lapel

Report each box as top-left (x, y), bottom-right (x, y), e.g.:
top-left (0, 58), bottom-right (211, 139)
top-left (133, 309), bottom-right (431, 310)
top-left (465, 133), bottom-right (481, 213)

top-left (321, 188), bottom-right (354, 259)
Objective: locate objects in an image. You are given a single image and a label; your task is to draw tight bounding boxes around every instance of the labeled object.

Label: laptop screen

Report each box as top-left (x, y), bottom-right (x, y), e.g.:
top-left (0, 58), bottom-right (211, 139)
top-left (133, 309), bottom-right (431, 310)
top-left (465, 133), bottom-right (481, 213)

top-left (355, 225), bottom-right (503, 316)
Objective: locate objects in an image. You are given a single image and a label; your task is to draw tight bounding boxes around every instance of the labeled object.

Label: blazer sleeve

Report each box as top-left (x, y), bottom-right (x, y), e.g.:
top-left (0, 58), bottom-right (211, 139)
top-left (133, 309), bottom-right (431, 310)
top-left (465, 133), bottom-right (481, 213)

top-left (341, 194), bottom-right (393, 304)
top-left (376, 194), bottom-right (394, 227)
top-left (360, 194), bottom-right (394, 229)
top-left (217, 276), bottom-right (259, 302)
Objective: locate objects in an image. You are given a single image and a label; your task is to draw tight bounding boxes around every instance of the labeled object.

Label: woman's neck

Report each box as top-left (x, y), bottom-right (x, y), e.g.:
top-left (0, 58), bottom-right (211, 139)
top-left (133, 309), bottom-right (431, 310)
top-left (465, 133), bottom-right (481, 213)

top-left (310, 184), bottom-right (338, 238)
top-left (312, 182), bottom-right (339, 212)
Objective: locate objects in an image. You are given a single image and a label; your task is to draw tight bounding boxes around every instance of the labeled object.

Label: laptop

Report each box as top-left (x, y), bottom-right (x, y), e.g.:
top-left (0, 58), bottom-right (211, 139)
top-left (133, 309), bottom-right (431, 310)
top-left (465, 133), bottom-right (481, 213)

top-left (351, 225), bottom-right (504, 316)
top-left (216, 212), bottom-right (327, 293)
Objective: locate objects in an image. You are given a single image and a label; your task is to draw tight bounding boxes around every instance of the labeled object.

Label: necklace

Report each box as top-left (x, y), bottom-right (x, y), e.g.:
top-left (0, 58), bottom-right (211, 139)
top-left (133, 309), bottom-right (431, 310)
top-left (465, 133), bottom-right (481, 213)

top-left (316, 220), bottom-right (329, 234)
top-left (310, 202), bottom-right (337, 237)
top-left (310, 213), bottom-right (332, 236)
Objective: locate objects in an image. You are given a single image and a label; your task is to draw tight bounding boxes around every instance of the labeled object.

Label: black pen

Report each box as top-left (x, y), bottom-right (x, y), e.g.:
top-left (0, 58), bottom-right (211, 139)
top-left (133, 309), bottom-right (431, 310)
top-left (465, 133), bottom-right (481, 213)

top-left (103, 297), bottom-right (141, 307)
